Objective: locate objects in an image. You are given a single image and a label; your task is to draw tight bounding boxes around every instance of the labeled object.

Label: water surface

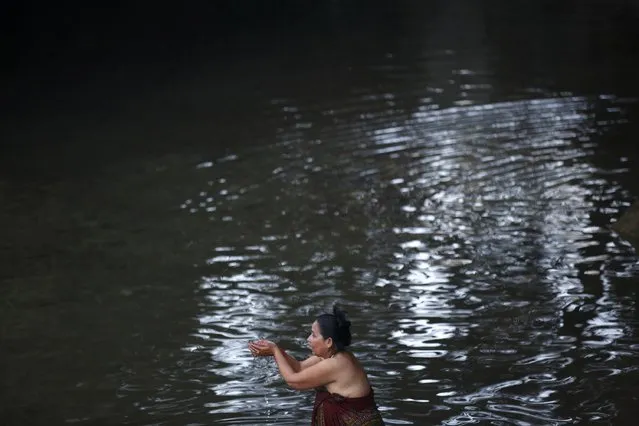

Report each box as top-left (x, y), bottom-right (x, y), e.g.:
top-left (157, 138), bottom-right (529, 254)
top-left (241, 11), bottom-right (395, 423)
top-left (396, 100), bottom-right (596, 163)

top-left (2, 2), bottom-right (639, 425)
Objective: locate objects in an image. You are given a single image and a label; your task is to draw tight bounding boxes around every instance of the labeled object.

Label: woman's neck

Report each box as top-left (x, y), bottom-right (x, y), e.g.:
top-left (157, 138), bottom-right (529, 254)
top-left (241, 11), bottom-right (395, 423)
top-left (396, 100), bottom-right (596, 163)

top-left (326, 349), bottom-right (340, 359)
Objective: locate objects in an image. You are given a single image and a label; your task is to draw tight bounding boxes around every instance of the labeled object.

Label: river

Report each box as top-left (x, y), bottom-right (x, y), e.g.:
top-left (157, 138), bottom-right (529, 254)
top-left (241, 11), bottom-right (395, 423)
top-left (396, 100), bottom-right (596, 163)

top-left (2, 1), bottom-right (639, 425)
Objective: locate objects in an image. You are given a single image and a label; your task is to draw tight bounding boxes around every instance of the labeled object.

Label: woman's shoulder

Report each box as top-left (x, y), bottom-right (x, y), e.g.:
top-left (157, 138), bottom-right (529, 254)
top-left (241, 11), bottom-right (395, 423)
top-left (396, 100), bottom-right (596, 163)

top-left (333, 351), bottom-right (362, 368)
top-left (337, 350), bottom-right (357, 360)
top-left (324, 352), bottom-right (373, 398)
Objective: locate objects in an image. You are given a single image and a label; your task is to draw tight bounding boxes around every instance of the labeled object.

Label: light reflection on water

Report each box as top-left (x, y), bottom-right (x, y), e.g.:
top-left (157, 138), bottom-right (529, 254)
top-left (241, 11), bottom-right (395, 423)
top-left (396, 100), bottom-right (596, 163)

top-left (154, 93), bottom-right (639, 425)
top-left (3, 8), bottom-right (639, 422)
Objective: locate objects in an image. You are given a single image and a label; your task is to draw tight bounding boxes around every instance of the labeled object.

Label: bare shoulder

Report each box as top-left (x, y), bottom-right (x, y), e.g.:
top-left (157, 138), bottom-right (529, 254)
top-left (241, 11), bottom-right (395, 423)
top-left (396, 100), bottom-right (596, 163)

top-left (324, 352), bottom-right (372, 397)
top-left (337, 351), bottom-right (358, 363)
top-left (333, 352), bottom-right (363, 370)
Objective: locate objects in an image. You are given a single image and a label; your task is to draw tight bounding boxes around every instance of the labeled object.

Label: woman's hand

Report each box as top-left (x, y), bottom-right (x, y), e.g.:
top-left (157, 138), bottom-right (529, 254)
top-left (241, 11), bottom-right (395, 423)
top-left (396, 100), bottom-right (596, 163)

top-left (248, 339), bottom-right (277, 357)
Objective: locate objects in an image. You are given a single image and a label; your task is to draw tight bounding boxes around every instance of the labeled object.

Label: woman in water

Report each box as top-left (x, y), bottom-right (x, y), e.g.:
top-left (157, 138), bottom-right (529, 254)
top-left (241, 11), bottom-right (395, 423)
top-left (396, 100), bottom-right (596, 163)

top-left (248, 305), bottom-right (384, 425)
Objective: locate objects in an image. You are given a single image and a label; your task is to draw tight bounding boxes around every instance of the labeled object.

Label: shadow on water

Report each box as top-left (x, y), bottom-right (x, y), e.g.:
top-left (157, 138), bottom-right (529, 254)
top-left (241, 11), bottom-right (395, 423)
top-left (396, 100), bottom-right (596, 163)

top-left (2, 1), bottom-right (639, 425)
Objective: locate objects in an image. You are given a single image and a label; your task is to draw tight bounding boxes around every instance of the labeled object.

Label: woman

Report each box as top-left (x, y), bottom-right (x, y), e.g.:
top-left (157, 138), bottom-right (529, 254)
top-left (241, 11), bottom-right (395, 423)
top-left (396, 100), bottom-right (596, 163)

top-left (248, 305), bottom-right (385, 425)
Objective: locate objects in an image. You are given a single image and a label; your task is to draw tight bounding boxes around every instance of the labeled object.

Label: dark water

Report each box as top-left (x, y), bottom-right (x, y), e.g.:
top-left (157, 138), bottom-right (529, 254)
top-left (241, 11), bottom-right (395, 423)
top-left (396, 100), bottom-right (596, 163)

top-left (2, 2), bottom-right (639, 425)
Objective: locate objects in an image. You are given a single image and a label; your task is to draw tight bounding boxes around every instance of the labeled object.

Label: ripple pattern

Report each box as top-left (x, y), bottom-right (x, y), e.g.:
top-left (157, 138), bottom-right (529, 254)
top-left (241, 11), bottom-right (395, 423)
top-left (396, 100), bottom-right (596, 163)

top-left (133, 90), bottom-right (639, 425)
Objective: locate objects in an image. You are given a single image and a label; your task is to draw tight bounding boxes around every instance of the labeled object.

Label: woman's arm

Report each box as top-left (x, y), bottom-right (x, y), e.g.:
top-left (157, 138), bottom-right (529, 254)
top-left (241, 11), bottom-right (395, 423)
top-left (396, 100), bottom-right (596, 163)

top-left (280, 348), bottom-right (302, 372)
top-left (249, 340), bottom-right (319, 373)
top-left (272, 346), bottom-right (336, 390)
top-left (272, 348), bottom-right (322, 373)
top-left (249, 341), bottom-right (322, 374)
top-left (299, 355), bottom-right (322, 370)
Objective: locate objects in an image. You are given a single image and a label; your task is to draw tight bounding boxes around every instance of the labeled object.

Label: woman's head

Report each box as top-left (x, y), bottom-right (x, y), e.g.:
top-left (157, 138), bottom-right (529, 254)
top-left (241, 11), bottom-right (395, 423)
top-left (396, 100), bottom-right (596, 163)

top-left (307, 305), bottom-right (352, 356)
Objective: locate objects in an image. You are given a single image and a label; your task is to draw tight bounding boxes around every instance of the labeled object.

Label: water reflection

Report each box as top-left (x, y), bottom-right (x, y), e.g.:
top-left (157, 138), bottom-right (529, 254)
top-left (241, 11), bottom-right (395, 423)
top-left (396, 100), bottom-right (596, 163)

top-left (160, 91), bottom-right (639, 424)
top-left (3, 3), bottom-right (639, 425)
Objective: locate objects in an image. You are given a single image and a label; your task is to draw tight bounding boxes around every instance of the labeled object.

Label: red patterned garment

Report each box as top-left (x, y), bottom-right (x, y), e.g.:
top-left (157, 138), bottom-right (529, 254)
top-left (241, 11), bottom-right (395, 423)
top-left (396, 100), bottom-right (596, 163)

top-left (312, 388), bottom-right (385, 425)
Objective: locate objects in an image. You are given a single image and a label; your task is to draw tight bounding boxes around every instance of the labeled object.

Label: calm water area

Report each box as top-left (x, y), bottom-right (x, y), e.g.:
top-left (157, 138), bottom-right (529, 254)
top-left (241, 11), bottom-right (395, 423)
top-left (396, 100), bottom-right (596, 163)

top-left (2, 2), bottom-right (639, 424)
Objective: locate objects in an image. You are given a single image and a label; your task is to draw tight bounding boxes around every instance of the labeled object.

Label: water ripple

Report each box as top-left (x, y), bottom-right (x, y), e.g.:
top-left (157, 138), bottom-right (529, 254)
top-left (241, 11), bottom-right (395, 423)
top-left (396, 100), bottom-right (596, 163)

top-left (154, 91), bottom-right (639, 424)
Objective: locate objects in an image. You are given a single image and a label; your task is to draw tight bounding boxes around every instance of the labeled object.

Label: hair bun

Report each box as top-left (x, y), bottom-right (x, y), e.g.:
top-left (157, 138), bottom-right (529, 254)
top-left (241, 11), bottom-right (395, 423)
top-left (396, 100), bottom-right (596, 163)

top-left (332, 305), bottom-right (352, 347)
top-left (332, 305), bottom-right (348, 326)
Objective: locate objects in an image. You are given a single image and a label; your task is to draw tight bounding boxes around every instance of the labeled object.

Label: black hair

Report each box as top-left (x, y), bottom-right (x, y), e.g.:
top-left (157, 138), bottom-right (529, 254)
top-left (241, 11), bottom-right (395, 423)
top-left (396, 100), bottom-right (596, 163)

top-left (316, 304), bottom-right (352, 351)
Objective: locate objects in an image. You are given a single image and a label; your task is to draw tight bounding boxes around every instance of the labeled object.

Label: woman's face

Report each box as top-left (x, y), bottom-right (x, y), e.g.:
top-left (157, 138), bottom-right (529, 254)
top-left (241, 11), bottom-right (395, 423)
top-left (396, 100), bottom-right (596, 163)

top-left (307, 320), bottom-right (331, 357)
